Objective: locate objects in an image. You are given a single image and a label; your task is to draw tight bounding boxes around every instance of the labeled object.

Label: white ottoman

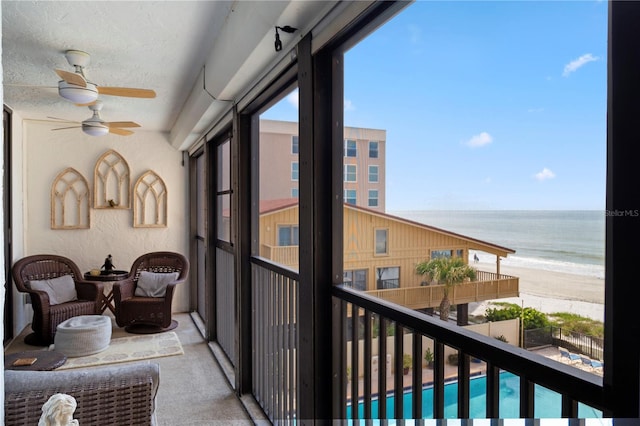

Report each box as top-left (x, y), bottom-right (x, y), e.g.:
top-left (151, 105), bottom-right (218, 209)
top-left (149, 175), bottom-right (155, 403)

top-left (54, 315), bottom-right (112, 357)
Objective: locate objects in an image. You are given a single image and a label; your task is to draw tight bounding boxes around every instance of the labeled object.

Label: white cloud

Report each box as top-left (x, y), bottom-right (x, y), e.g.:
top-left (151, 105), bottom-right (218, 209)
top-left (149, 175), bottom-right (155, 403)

top-left (465, 132), bottom-right (493, 148)
top-left (344, 99), bottom-right (355, 111)
top-left (563, 53), bottom-right (599, 77)
top-left (286, 89), bottom-right (299, 109)
top-left (534, 168), bottom-right (556, 181)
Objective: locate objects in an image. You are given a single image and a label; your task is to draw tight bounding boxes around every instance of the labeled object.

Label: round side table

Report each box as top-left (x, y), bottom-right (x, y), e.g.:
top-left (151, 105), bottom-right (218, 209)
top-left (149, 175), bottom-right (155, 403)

top-left (84, 270), bottom-right (128, 314)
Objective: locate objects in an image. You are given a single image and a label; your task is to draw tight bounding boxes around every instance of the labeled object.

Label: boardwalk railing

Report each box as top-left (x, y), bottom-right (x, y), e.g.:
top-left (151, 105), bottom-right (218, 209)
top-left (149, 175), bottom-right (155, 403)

top-left (364, 273), bottom-right (519, 310)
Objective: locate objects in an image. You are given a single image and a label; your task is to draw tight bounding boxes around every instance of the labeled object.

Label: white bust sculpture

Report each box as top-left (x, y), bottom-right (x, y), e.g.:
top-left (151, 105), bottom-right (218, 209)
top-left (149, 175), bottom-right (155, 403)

top-left (38, 393), bottom-right (79, 426)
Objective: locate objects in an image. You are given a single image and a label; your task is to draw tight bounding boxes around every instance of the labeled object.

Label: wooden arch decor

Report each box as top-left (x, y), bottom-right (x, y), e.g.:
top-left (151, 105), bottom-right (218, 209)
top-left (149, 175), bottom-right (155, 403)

top-left (51, 167), bottom-right (91, 229)
top-left (133, 170), bottom-right (167, 228)
top-left (94, 149), bottom-right (130, 209)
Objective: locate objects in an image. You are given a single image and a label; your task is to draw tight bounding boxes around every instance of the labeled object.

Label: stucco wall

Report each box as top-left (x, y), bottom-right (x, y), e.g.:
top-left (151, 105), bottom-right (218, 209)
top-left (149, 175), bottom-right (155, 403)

top-left (15, 119), bottom-right (189, 333)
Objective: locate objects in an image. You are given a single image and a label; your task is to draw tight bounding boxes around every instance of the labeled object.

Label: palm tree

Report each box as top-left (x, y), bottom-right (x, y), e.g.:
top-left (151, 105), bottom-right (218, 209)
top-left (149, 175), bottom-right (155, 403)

top-left (415, 257), bottom-right (477, 321)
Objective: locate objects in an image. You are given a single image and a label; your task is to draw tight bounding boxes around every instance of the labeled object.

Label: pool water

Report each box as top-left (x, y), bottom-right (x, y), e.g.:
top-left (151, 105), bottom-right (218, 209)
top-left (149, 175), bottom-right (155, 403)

top-left (347, 371), bottom-right (603, 419)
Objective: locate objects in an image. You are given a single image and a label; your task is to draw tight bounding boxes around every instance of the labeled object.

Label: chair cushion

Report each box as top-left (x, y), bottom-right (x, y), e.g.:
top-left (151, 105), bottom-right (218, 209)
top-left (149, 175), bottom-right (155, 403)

top-left (28, 275), bottom-right (77, 305)
top-left (135, 271), bottom-right (179, 297)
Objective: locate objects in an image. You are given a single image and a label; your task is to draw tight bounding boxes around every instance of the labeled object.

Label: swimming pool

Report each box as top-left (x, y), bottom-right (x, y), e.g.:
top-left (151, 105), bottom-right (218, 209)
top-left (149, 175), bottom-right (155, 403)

top-left (347, 371), bottom-right (603, 419)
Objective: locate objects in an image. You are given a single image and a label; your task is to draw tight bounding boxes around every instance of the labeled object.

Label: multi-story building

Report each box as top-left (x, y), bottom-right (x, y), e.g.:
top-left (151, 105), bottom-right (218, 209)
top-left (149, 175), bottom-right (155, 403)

top-left (260, 119), bottom-right (387, 211)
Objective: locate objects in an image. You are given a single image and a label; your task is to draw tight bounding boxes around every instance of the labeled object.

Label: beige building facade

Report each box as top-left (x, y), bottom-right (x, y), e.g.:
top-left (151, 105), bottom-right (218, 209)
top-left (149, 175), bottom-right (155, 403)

top-left (259, 119), bottom-right (387, 211)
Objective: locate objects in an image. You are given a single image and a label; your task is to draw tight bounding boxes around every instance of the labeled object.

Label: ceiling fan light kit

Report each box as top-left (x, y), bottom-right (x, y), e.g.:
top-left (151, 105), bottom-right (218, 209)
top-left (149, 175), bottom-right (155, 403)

top-left (58, 80), bottom-right (99, 104)
top-left (82, 123), bottom-right (109, 137)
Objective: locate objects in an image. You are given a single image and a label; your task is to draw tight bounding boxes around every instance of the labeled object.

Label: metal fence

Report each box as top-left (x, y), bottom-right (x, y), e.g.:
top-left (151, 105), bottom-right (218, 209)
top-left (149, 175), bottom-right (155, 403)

top-left (524, 326), bottom-right (604, 361)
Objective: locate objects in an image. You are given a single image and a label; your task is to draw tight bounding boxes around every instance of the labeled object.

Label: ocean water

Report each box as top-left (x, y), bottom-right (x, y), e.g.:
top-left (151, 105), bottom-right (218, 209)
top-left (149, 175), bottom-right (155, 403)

top-left (390, 210), bottom-right (605, 279)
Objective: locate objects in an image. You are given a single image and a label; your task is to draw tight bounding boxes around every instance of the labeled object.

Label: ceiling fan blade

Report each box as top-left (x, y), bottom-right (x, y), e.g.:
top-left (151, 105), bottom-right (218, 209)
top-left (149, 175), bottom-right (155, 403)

top-left (106, 121), bottom-right (140, 128)
top-left (47, 116), bottom-right (80, 124)
top-left (109, 127), bottom-right (134, 136)
top-left (98, 86), bottom-right (156, 98)
top-left (52, 126), bottom-right (81, 131)
top-left (54, 69), bottom-right (87, 87)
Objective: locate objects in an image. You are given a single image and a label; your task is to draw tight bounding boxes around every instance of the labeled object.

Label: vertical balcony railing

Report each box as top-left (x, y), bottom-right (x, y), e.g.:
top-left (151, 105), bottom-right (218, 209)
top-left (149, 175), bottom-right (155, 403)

top-left (334, 284), bottom-right (605, 419)
top-left (216, 248), bottom-right (236, 363)
top-left (251, 257), bottom-right (299, 424)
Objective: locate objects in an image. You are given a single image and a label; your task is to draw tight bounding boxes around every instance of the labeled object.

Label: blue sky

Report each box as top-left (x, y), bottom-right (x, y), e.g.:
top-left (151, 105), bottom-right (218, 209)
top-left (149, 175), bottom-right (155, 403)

top-left (262, 1), bottom-right (608, 211)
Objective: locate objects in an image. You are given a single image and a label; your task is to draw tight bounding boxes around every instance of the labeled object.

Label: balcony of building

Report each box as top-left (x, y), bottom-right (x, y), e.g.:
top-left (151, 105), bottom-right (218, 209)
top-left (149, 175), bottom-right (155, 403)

top-left (363, 270), bottom-right (519, 311)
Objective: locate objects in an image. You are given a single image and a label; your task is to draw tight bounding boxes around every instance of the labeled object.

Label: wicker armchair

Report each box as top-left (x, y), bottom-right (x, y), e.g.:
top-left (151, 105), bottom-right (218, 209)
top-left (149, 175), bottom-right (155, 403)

top-left (11, 254), bottom-right (103, 346)
top-left (113, 251), bottom-right (189, 333)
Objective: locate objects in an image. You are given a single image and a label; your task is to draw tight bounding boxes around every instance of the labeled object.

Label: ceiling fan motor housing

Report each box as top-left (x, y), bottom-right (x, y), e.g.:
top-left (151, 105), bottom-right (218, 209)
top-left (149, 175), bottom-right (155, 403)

top-left (64, 50), bottom-right (91, 68)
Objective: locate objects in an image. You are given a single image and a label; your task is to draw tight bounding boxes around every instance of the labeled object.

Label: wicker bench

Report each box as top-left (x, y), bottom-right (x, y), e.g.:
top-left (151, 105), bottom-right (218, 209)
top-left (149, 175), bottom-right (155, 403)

top-left (4, 362), bottom-right (159, 425)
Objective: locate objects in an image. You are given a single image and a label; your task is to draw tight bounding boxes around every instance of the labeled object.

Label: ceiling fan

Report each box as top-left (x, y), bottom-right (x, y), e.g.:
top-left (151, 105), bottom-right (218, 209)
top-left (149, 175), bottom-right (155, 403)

top-left (49, 101), bottom-right (140, 137)
top-left (55, 50), bottom-right (156, 104)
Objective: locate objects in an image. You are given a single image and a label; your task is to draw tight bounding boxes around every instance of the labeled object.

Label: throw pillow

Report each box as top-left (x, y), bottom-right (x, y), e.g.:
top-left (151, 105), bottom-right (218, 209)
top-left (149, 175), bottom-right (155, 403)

top-left (28, 275), bottom-right (78, 305)
top-left (135, 271), bottom-right (179, 297)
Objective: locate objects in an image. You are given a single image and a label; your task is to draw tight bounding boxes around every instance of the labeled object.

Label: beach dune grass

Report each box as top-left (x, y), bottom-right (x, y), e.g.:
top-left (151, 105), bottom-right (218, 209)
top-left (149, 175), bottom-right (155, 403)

top-left (548, 312), bottom-right (604, 338)
top-left (482, 302), bottom-right (604, 338)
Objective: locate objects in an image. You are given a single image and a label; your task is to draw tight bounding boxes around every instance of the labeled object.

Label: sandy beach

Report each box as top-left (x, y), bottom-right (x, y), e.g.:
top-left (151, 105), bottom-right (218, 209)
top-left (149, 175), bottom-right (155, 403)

top-left (469, 260), bottom-right (605, 322)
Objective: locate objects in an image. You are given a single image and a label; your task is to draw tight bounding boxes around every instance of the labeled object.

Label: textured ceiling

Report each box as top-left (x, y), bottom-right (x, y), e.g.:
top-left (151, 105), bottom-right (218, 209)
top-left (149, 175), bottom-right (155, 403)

top-left (2, 1), bottom-right (232, 134)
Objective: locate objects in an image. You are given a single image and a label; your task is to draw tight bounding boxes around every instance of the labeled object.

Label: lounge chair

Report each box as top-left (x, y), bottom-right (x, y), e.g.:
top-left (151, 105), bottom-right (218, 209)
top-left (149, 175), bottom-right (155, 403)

top-left (581, 356), bottom-right (603, 369)
top-left (591, 359), bottom-right (603, 368)
top-left (580, 356), bottom-right (593, 368)
top-left (559, 348), bottom-right (581, 363)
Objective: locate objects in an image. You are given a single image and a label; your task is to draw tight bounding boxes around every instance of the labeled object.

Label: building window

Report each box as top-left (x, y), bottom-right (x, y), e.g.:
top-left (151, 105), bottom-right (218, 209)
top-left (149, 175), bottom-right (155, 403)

top-left (369, 165), bottom-right (379, 183)
top-left (291, 188), bottom-right (299, 198)
top-left (344, 164), bottom-right (357, 182)
top-left (456, 249), bottom-right (464, 258)
top-left (344, 189), bottom-right (356, 205)
top-left (368, 190), bottom-right (379, 207)
top-left (369, 141), bottom-right (379, 158)
top-left (278, 225), bottom-right (299, 246)
top-left (375, 229), bottom-right (388, 255)
top-left (344, 269), bottom-right (367, 291)
top-left (345, 139), bottom-right (357, 157)
top-left (376, 266), bottom-right (399, 289)
top-left (431, 249), bottom-right (453, 259)
top-left (291, 162), bottom-right (299, 181)
top-left (292, 135), bottom-right (299, 154)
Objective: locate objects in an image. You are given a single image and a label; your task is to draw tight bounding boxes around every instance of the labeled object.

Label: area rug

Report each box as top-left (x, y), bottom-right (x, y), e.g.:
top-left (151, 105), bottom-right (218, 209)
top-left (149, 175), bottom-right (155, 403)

top-left (54, 331), bottom-right (184, 370)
